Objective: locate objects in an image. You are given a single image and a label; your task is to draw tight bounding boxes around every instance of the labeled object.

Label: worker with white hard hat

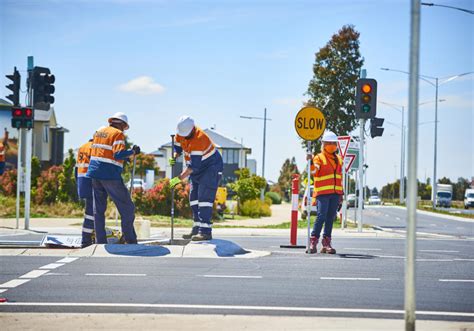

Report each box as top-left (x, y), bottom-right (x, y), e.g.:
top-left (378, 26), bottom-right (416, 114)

top-left (169, 115), bottom-right (223, 241)
top-left (306, 130), bottom-right (343, 254)
top-left (86, 112), bottom-right (141, 244)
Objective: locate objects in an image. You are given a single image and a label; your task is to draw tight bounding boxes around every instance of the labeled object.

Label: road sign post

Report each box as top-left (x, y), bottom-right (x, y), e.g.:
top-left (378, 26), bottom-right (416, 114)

top-left (294, 106), bottom-right (326, 253)
top-left (337, 135), bottom-right (351, 229)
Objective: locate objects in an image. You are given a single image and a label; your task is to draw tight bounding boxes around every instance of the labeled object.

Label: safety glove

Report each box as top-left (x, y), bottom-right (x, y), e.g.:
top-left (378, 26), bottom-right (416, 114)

top-left (132, 145), bottom-right (141, 155)
top-left (169, 177), bottom-right (181, 188)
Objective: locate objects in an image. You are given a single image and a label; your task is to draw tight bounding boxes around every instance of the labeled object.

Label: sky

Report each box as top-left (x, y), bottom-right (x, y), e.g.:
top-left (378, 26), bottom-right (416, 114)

top-left (1, 0), bottom-right (473, 189)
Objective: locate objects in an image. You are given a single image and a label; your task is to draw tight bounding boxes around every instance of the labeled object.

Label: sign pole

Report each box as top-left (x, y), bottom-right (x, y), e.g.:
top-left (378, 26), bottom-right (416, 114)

top-left (15, 128), bottom-right (22, 229)
top-left (306, 141), bottom-right (312, 253)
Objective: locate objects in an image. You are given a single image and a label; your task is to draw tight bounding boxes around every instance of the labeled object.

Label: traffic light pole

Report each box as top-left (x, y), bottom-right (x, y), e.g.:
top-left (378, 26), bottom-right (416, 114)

top-left (358, 119), bottom-right (365, 233)
top-left (15, 129), bottom-right (22, 229)
top-left (24, 56), bottom-right (34, 230)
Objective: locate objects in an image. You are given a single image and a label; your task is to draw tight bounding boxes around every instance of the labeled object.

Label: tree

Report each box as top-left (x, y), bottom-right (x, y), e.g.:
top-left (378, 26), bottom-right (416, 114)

top-left (277, 157), bottom-right (299, 201)
top-left (135, 154), bottom-right (159, 180)
top-left (57, 149), bottom-right (77, 203)
top-left (305, 25), bottom-right (364, 153)
top-left (227, 168), bottom-right (266, 205)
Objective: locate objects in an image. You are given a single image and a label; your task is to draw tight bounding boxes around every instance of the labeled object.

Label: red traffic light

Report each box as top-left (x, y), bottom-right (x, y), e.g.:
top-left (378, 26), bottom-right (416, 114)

top-left (362, 84), bottom-right (372, 94)
top-left (24, 108), bottom-right (33, 118)
top-left (12, 108), bottom-right (23, 117)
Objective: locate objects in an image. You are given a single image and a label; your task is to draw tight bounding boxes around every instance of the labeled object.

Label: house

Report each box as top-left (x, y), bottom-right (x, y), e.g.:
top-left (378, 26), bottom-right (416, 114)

top-left (150, 128), bottom-right (254, 184)
top-left (0, 99), bottom-right (68, 168)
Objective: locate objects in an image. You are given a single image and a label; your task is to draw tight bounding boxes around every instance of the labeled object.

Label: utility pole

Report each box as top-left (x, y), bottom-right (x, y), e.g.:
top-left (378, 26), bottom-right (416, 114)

top-left (357, 69), bottom-right (366, 233)
top-left (24, 56), bottom-right (34, 230)
top-left (406, 1), bottom-right (421, 330)
top-left (432, 78), bottom-right (438, 208)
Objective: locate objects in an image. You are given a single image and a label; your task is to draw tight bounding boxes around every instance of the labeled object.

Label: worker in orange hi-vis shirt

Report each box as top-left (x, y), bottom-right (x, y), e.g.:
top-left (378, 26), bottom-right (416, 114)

top-left (169, 116), bottom-right (223, 241)
top-left (87, 113), bottom-right (141, 245)
top-left (75, 138), bottom-right (94, 248)
top-left (306, 130), bottom-right (343, 254)
top-left (0, 128), bottom-right (9, 176)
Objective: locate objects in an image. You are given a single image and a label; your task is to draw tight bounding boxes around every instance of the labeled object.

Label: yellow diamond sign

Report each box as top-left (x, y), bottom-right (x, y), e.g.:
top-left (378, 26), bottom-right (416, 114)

top-left (294, 106), bottom-right (326, 141)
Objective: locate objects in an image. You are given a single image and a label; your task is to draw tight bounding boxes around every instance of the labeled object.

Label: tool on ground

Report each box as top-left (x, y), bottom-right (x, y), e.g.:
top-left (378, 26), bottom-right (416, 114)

top-left (170, 134), bottom-right (176, 244)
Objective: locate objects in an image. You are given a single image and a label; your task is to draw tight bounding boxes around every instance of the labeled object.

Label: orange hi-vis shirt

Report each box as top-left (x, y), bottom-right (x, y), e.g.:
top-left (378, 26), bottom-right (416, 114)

top-left (87, 126), bottom-right (133, 180)
top-left (175, 127), bottom-right (219, 173)
top-left (76, 141), bottom-right (93, 177)
top-left (310, 151), bottom-right (343, 198)
top-left (90, 126), bottom-right (127, 168)
top-left (0, 142), bottom-right (5, 163)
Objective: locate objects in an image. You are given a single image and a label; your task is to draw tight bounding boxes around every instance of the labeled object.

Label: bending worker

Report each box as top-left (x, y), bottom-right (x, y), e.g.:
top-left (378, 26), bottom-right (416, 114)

top-left (169, 116), bottom-right (223, 241)
top-left (306, 130), bottom-right (343, 254)
top-left (87, 112), bottom-right (141, 244)
top-left (0, 128), bottom-right (9, 176)
top-left (75, 138), bottom-right (94, 248)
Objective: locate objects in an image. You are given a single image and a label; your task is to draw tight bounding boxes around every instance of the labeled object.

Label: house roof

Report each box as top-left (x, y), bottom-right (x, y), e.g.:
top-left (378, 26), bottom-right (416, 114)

top-left (0, 98), bottom-right (13, 111)
top-left (149, 149), bottom-right (165, 157)
top-left (160, 128), bottom-right (251, 151)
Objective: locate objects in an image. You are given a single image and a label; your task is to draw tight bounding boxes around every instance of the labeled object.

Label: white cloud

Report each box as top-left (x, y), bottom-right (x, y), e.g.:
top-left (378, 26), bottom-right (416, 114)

top-left (118, 76), bottom-right (165, 95)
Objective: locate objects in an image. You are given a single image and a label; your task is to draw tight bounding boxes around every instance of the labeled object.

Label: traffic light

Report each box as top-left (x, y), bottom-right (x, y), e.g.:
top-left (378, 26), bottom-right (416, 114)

top-left (355, 78), bottom-right (377, 119)
top-left (6, 67), bottom-right (21, 106)
top-left (11, 107), bottom-right (34, 129)
top-left (31, 66), bottom-right (55, 111)
top-left (370, 117), bottom-right (384, 138)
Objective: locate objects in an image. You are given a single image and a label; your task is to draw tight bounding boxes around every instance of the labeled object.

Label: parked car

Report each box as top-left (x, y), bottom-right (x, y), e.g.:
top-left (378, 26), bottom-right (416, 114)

top-left (465, 188), bottom-right (474, 209)
top-left (347, 194), bottom-right (356, 208)
top-left (368, 195), bottom-right (382, 205)
top-left (126, 178), bottom-right (146, 191)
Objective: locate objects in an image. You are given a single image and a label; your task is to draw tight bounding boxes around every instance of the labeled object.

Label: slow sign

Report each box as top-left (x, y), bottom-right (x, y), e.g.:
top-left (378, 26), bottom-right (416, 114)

top-left (294, 106), bottom-right (326, 141)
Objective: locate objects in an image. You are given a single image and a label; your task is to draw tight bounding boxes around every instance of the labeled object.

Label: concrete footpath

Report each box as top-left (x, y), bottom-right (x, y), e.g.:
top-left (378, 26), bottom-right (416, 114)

top-left (0, 313), bottom-right (471, 330)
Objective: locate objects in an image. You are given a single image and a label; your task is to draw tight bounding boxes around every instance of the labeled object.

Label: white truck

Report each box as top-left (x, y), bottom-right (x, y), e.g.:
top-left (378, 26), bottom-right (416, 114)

top-left (464, 188), bottom-right (474, 209)
top-left (435, 184), bottom-right (453, 208)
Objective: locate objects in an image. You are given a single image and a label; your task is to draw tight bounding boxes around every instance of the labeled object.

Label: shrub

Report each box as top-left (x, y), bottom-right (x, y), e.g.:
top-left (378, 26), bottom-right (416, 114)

top-left (265, 191), bottom-right (282, 205)
top-left (240, 199), bottom-right (272, 218)
top-left (134, 178), bottom-right (192, 218)
top-left (35, 166), bottom-right (63, 205)
top-left (0, 169), bottom-right (17, 196)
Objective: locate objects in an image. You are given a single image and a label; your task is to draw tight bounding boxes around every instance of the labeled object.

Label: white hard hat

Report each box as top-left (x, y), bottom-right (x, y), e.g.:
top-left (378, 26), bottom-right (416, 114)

top-left (321, 130), bottom-right (338, 143)
top-left (108, 112), bottom-right (129, 130)
top-left (177, 115), bottom-right (195, 137)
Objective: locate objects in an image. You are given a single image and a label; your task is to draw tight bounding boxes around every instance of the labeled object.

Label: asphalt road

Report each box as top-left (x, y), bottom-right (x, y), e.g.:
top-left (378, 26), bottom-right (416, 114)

top-left (355, 206), bottom-right (474, 238)
top-left (1, 236), bottom-right (473, 321)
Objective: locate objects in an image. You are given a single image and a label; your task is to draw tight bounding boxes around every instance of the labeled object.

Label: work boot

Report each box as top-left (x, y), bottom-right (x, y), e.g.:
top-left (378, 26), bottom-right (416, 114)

top-left (321, 236), bottom-right (336, 254)
top-left (182, 230), bottom-right (198, 240)
top-left (306, 236), bottom-right (318, 254)
top-left (191, 233), bottom-right (212, 241)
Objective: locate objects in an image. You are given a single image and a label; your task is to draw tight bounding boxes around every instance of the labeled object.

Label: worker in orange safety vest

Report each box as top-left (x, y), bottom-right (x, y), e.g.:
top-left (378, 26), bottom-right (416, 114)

top-left (306, 130), bottom-right (343, 254)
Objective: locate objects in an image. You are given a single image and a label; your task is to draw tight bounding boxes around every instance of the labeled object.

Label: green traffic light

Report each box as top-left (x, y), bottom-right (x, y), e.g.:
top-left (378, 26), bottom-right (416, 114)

top-left (362, 104), bottom-right (371, 113)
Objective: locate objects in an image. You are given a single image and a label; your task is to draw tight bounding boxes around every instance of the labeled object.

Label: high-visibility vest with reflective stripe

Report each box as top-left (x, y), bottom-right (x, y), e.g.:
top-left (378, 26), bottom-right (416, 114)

top-left (76, 141), bottom-right (92, 177)
top-left (313, 152), bottom-right (343, 197)
top-left (0, 143), bottom-right (5, 162)
top-left (176, 127), bottom-right (217, 164)
top-left (90, 126), bottom-right (126, 169)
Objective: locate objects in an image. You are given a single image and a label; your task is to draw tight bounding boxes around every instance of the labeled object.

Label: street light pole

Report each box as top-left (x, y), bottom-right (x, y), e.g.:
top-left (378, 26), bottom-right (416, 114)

top-left (380, 68), bottom-right (473, 209)
top-left (240, 109), bottom-right (272, 201)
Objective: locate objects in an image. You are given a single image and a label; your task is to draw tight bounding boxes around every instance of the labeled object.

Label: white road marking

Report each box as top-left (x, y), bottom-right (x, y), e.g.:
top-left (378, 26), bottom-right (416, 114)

top-left (320, 277), bottom-right (380, 281)
top-left (439, 279), bottom-right (474, 283)
top-left (344, 248), bottom-right (381, 251)
top-left (56, 257), bottom-right (79, 263)
top-left (5, 302), bottom-right (472, 318)
top-left (0, 279), bottom-right (31, 288)
top-left (19, 269), bottom-right (50, 279)
top-left (454, 259), bottom-right (474, 262)
top-left (395, 217), bottom-right (401, 221)
top-left (85, 273), bottom-right (147, 277)
top-left (44, 273), bottom-right (70, 276)
top-left (430, 224), bottom-right (437, 227)
top-left (376, 255), bottom-right (405, 259)
top-left (419, 250), bottom-right (459, 253)
top-left (200, 275), bottom-right (263, 279)
top-left (416, 259), bottom-right (453, 262)
top-left (40, 263), bottom-right (65, 270)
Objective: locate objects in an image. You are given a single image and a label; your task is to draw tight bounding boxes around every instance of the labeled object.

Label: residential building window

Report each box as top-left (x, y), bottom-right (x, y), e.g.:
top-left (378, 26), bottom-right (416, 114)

top-left (43, 125), bottom-right (49, 143)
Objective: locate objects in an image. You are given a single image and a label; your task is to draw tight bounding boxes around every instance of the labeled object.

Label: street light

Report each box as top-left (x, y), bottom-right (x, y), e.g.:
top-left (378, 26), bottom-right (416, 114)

top-left (421, 2), bottom-right (474, 15)
top-left (240, 108), bottom-right (272, 200)
top-left (379, 101), bottom-right (406, 204)
top-left (380, 67), bottom-right (473, 208)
